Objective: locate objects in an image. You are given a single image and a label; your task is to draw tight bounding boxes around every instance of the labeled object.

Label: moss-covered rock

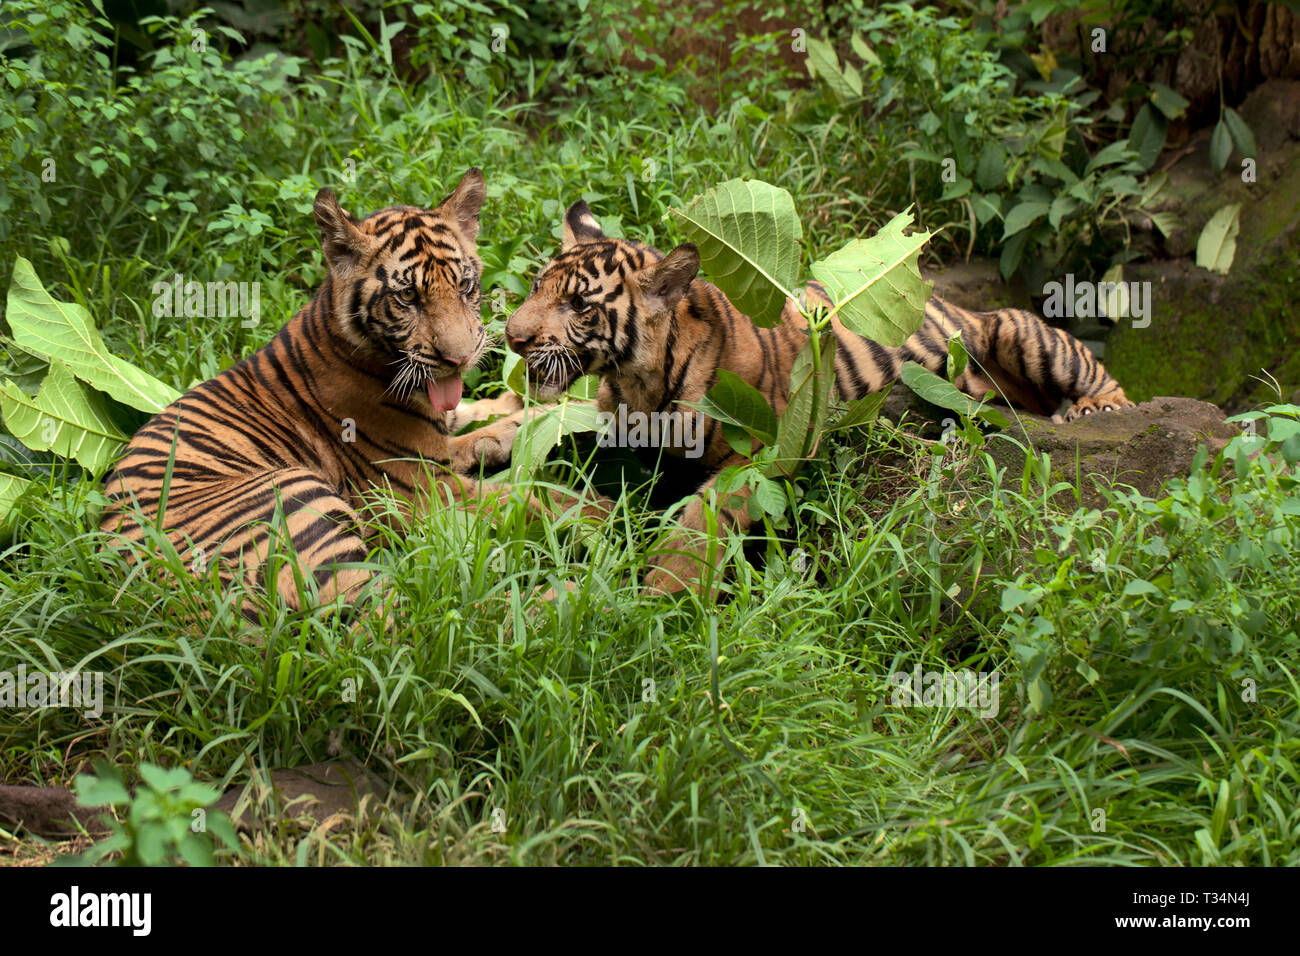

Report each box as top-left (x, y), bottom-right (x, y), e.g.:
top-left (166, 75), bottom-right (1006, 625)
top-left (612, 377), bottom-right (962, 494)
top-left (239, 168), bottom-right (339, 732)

top-left (1104, 242), bottom-right (1300, 410)
top-left (985, 396), bottom-right (1238, 508)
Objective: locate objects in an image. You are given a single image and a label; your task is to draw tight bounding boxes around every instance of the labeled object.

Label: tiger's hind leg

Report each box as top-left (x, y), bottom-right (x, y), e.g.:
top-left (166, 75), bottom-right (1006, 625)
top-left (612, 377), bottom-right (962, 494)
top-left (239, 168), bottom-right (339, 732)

top-left (967, 307), bottom-right (1134, 422)
top-left (127, 467), bottom-right (374, 612)
top-left (261, 470), bottom-right (376, 609)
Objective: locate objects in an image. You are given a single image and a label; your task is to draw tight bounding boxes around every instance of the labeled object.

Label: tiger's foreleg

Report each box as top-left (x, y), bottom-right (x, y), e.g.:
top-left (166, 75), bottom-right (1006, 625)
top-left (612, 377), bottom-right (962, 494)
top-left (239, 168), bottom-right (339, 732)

top-left (447, 414), bottom-right (525, 473)
top-left (446, 395), bottom-right (574, 474)
top-left (446, 391), bottom-right (523, 431)
top-left (644, 453), bottom-right (755, 596)
top-left (408, 468), bottom-right (613, 526)
top-left (446, 399), bottom-right (568, 473)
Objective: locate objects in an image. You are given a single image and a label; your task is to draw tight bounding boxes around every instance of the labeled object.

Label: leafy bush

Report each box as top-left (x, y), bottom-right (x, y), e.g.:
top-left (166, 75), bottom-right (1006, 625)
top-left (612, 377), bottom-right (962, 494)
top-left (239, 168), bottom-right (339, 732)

top-left (67, 762), bottom-right (240, 866)
top-left (797, 2), bottom-right (1177, 288)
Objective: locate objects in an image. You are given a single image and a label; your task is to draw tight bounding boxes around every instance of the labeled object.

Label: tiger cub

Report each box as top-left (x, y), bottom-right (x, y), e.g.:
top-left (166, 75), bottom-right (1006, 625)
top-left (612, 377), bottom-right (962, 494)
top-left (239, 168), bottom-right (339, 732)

top-left (505, 200), bottom-right (1134, 592)
top-left (101, 169), bottom-right (536, 611)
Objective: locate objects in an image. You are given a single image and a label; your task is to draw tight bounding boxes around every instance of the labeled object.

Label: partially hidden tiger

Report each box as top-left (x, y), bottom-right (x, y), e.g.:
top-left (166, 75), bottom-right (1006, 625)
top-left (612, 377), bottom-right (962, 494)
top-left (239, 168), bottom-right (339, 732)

top-left (100, 169), bottom-right (577, 612)
top-left (504, 200), bottom-right (1135, 593)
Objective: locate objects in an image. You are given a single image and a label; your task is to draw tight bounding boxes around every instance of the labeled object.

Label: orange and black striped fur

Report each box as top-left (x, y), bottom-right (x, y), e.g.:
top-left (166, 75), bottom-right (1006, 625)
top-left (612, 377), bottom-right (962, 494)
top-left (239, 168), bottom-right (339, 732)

top-left (101, 169), bottom-right (537, 610)
top-left (505, 200), bottom-right (1134, 592)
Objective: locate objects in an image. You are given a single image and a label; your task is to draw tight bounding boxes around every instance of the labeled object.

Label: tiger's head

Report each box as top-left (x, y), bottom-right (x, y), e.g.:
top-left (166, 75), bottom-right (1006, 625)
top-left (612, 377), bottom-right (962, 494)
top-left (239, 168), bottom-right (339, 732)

top-left (505, 201), bottom-right (700, 398)
top-left (312, 168), bottom-right (487, 413)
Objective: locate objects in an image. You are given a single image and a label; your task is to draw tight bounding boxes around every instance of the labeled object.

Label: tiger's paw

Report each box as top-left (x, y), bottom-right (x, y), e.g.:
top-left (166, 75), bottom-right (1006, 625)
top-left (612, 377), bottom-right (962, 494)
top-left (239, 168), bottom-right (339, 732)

top-left (643, 547), bottom-right (716, 597)
top-left (1058, 392), bottom-right (1135, 423)
top-left (447, 391), bottom-right (525, 431)
top-left (448, 427), bottom-right (517, 473)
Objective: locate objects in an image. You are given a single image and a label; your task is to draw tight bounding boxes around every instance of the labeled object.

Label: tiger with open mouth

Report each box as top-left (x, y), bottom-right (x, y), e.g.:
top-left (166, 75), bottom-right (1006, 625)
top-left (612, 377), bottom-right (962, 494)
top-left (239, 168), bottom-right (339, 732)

top-left (101, 170), bottom-right (558, 612)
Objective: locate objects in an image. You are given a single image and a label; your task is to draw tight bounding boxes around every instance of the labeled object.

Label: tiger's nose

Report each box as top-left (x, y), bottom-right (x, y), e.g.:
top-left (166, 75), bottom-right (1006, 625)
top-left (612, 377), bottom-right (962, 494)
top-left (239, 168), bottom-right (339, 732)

top-left (443, 353), bottom-right (472, 369)
top-left (506, 333), bottom-right (532, 352)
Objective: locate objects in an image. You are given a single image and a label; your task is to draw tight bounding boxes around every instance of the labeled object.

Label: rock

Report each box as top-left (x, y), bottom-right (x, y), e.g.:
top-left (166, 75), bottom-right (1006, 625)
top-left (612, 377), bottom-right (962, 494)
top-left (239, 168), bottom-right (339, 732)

top-left (984, 396), bottom-right (1237, 507)
top-left (925, 259), bottom-right (1031, 312)
top-left (213, 758), bottom-right (387, 830)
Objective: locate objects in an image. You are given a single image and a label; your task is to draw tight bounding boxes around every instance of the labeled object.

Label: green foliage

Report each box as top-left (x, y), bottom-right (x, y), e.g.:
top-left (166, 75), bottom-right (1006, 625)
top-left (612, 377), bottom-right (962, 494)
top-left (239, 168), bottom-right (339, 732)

top-left (5, 396), bottom-right (1296, 865)
top-left (671, 178), bottom-right (929, 489)
top-left (899, 362), bottom-right (1008, 430)
top-left (0, 0), bottom-right (1295, 868)
top-left (808, 209), bottom-right (932, 347)
top-left (799, 3), bottom-right (1162, 286)
top-left (1, 1), bottom-right (308, 241)
top-left (670, 179), bottom-right (804, 327)
top-left (67, 762), bottom-right (240, 866)
top-left (0, 258), bottom-right (178, 524)
top-left (5, 257), bottom-right (178, 413)
top-left (0, 361), bottom-right (127, 476)
top-left (690, 369), bottom-right (779, 449)
top-left (508, 399), bottom-right (604, 480)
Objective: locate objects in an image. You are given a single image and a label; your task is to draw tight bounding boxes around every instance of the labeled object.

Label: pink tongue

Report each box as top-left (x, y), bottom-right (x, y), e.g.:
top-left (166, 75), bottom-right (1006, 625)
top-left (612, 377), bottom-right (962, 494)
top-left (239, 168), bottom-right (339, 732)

top-left (427, 373), bottom-right (463, 414)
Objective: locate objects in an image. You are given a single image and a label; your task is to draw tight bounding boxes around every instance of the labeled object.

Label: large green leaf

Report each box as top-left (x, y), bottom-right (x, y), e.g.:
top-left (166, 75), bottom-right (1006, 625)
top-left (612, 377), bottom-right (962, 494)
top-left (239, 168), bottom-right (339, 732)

top-left (1209, 120), bottom-right (1232, 172)
top-left (1195, 203), bottom-right (1242, 275)
top-left (809, 209), bottom-right (933, 347)
top-left (1222, 107), bottom-right (1256, 160)
top-left (1148, 82), bottom-right (1189, 120)
top-left (0, 360), bottom-right (129, 475)
top-left (509, 399), bottom-right (603, 480)
top-left (6, 256), bottom-right (180, 413)
top-left (826, 386), bottom-right (890, 433)
top-left (686, 369), bottom-right (778, 444)
top-left (0, 472), bottom-right (34, 535)
top-left (1001, 200), bottom-right (1050, 239)
top-left (669, 180), bottom-right (802, 327)
top-left (806, 37), bottom-right (862, 103)
top-left (1128, 104), bottom-right (1167, 171)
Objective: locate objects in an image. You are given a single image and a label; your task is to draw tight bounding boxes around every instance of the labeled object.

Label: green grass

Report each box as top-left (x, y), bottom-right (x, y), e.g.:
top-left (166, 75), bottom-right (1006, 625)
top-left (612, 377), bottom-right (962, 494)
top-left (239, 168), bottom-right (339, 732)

top-left (2, 1), bottom-right (1299, 867)
top-left (4, 416), bottom-right (1299, 865)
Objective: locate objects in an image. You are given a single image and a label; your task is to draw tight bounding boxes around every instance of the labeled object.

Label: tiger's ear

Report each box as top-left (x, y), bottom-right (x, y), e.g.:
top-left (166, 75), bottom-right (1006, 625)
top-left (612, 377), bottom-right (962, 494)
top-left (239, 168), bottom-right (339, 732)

top-left (562, 200), bottom-right (606, 251)
top-left (635, 243), bottom-right (700, 317)
top-left (436, 167), bottom-right (487, 243)
top-left (314, 188), bottom-right (369, 275)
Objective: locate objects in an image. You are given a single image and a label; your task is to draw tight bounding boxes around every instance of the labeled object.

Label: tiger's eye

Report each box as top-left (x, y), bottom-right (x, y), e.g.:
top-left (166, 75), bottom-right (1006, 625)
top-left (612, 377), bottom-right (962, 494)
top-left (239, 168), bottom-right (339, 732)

top-left (395, 287), bottom-right (416, 304)
top-left (571, 294), bottom-right (589, 312)
top-left (459, 275), bottom-right (476, 297)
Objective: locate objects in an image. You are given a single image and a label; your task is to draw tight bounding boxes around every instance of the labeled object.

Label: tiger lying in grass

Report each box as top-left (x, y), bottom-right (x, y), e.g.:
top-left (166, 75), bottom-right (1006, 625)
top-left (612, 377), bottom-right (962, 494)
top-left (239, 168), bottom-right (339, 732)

top-left (505, 200), bottom-right (1134, 593)
top-left (101, 170), bottom-right (586, 613)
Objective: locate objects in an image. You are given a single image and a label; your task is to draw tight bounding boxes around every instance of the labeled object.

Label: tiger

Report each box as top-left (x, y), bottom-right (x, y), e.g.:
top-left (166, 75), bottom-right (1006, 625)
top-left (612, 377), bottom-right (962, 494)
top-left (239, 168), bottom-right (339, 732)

top-left (100, 169), bottom-right (560, 613)
top-left (504, 200), bottom-right (1135, 593)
